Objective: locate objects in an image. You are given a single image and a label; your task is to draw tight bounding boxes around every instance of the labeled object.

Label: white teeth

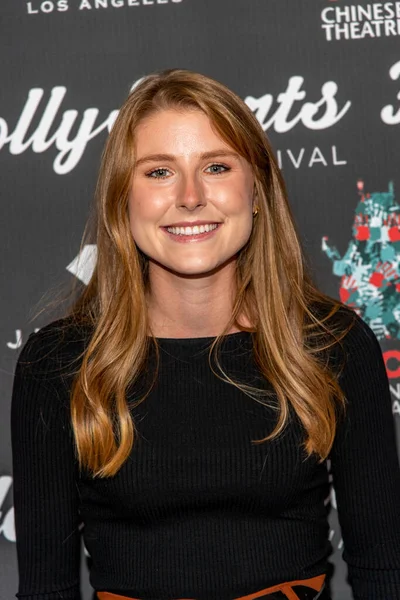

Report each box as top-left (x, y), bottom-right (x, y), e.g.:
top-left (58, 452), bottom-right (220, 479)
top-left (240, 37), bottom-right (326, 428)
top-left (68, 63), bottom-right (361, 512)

top-left (166, 223), bottom-right (219, 235)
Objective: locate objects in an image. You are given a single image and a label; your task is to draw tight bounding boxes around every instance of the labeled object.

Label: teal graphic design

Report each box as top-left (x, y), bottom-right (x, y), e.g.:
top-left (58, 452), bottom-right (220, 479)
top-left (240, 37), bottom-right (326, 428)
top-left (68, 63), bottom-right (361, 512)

top-left (322, 180), bottom-right (400, 340)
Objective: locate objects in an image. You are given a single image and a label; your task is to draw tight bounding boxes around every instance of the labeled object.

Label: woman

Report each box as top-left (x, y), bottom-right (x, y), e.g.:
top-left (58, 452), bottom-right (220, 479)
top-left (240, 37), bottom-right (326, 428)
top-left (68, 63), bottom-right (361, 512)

top-left (11, 69), bottom-right (400, 600)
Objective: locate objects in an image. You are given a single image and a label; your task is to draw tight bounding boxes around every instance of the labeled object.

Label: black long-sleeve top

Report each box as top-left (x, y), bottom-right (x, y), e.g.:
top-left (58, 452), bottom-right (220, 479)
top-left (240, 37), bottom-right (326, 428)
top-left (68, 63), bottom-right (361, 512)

top-left (10, 312), bottom-right (400, 600)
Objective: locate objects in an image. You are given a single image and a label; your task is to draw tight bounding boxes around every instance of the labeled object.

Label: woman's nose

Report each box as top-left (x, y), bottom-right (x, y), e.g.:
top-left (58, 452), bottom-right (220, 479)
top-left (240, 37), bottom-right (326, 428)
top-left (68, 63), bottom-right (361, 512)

top-left (176, 174), bottom-right (206, 211)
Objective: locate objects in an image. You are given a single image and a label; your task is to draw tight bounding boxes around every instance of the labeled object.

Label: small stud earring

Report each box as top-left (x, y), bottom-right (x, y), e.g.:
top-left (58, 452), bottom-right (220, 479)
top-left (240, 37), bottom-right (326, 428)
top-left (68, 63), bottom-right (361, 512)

top-left (252, 205), bottom-right (259, 217)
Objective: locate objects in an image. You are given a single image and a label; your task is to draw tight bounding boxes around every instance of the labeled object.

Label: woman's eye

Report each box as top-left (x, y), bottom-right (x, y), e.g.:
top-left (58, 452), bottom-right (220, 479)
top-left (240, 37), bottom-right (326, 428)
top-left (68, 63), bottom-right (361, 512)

top-left (205, 164), bottom-right (230, 175)
top-left (145, 164), bottom-right (230, 179)
top-left (146, 168), bottom-right (171, 179)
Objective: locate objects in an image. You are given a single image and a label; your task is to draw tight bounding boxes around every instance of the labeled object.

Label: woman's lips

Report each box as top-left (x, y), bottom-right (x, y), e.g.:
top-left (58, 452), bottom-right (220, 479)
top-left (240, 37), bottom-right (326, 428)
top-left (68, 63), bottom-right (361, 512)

top-left (161, 223), bottom-right (222, 243)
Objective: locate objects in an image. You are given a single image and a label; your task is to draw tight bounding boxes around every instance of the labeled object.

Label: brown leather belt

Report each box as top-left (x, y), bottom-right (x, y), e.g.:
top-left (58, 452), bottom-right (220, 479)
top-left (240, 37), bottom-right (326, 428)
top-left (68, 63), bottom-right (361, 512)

top-left (97, 574), bottom-right (327, 600)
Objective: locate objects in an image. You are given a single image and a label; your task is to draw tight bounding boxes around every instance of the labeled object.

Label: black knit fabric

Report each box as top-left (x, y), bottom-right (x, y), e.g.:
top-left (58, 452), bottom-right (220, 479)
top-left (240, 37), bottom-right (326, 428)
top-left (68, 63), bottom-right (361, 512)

top-left (10, 313), bottom-right (400, 600)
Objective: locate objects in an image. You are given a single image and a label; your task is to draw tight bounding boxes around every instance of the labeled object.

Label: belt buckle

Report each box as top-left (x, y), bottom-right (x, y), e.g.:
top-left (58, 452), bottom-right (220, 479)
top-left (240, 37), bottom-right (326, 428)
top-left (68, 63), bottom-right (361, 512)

top-left (255, 584), bottom-right (326, 600)
top-left (287, 583), bottom-right (327, 600)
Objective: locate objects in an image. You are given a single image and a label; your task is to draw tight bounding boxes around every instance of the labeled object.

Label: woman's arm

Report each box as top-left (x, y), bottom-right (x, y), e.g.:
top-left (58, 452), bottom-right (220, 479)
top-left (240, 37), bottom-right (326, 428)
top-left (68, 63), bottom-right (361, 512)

top-left (329, 313), bottom-right (400, 599)
top-left (11, 328), bottom-right (82, 600)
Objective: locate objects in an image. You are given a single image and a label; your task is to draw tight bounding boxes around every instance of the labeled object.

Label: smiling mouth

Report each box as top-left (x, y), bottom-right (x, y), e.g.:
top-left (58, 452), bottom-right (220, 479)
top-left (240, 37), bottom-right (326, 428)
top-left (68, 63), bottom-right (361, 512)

top-left (161, 223), bottom-right (222, 241)
top-left (163, 223), bottom-right (220, 235)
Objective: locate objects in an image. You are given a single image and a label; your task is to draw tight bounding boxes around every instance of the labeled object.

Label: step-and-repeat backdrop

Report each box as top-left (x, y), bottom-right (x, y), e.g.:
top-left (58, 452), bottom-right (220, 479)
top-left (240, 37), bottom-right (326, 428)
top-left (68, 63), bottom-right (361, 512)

top-left (1, 1), bottom-right (399, 598)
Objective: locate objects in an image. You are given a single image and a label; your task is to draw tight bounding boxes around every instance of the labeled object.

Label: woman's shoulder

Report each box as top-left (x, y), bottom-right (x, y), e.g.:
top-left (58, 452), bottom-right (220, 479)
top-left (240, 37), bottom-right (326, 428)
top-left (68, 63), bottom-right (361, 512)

top-left (325, 304), bottom-right (379, 353)
top-left (310, 299), bottom-right (373, 341)
top-left (308, 300), bottom-right (382, 372)
top-left (17, 316), bottom-right (93, 378)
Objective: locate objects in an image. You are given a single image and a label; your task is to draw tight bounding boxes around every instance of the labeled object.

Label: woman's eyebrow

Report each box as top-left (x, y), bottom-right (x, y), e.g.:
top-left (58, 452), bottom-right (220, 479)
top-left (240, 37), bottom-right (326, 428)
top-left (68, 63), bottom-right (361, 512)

top-left (134, 150), bottom-right (240, 168)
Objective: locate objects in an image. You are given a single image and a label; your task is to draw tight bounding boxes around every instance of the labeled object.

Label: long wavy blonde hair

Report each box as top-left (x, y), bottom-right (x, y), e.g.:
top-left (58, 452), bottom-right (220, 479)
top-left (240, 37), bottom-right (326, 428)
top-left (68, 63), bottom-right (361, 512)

top-left (68, 68), bottom-right (356, 477)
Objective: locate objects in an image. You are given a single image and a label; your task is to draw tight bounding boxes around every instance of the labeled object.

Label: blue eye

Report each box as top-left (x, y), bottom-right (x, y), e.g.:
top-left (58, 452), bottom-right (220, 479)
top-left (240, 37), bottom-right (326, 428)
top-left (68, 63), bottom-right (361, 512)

top-left (146, 168), bottom-right (171, 179)
top-left (145, 164), bottom-right (230, 179)
top-left (206, 164), bottom-right (230, 175)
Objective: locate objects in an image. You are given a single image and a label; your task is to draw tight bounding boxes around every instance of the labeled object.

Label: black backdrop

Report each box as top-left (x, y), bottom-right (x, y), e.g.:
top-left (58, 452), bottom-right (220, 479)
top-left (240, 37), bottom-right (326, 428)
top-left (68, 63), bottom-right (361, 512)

top-left (1, 1), bottom-right (400, 598)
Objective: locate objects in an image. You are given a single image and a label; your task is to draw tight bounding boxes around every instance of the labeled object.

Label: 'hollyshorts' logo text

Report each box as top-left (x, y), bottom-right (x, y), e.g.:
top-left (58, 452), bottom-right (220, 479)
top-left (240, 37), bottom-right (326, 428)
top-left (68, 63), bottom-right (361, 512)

top-left (321, 2), bottom-right (400, 41)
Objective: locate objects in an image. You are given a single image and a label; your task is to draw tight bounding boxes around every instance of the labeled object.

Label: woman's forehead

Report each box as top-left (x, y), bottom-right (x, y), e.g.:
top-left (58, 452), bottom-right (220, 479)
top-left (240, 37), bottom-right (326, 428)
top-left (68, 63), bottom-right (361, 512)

top-left (134, 109), bottom-right (236, 155)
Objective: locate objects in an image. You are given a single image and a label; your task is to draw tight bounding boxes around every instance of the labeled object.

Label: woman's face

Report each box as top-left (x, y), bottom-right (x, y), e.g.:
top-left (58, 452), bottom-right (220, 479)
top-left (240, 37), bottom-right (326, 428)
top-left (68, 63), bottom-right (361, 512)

top-left (128, 108), bottom-right (255, 278)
